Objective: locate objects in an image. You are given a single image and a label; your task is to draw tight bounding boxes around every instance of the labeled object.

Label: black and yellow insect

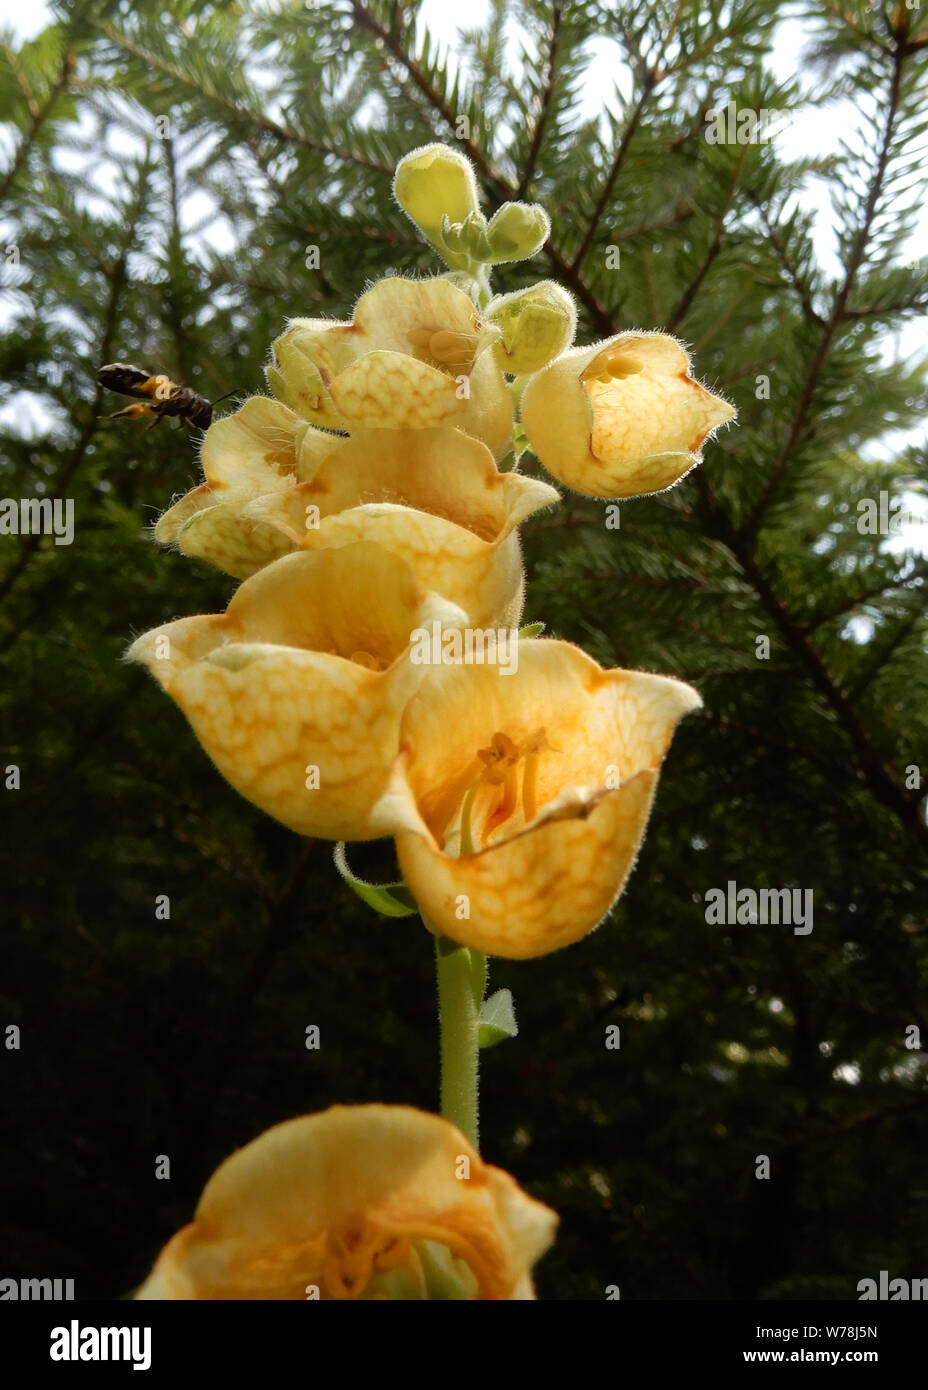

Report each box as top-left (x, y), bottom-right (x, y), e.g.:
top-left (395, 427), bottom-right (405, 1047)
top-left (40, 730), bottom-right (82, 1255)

top-left (97, 363), bottom-right (215, 430)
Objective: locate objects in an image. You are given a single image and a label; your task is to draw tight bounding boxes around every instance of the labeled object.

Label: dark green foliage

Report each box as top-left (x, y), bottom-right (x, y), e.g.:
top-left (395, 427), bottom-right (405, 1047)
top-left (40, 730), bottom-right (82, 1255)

top-left (1, 0), bottom-right (926, 1299)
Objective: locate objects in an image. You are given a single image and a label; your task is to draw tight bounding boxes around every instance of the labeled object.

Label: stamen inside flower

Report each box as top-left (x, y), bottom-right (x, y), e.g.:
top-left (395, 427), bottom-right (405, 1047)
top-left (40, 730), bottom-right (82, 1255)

top-left (406, 326), bottom-right (480, 371)
top-left (455, 728), bottom-right (554, 855)
top-left (582, 349), bottom-right (644, 385)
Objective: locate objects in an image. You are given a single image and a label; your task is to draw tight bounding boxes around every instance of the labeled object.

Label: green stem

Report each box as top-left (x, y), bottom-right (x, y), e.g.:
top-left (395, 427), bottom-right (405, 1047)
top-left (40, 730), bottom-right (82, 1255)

top-left (474, 262), bottom-right (493, 310)
top-left (432, 929), bottom-right (486, 1150)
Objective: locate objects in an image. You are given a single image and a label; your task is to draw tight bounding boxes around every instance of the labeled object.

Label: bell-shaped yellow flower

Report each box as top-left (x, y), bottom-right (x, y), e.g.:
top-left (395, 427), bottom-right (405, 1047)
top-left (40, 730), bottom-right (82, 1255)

top-left (521, 332), bottom-right (736, 498)
top-left (245, 426), bottom-right (559, 630)
top-left (267, 276), bottom-right (512, 456)
top-left (126, 545), bottom-right (469, 842)
top-left (153, 395), bottom-right (339, 579)
top-left (136, 1104), bottom-right (557, 1300)
top-left (375, 641), bottom-right (701, 958)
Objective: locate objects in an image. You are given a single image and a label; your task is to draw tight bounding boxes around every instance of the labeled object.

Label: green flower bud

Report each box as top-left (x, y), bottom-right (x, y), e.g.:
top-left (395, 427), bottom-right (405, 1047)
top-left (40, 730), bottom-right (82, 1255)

top-left (484, 201), bottom-right (551, 263)
top-left (394, 144), bottom-right (482, 267)
top-left (485, 281), bottom-right (577, 375)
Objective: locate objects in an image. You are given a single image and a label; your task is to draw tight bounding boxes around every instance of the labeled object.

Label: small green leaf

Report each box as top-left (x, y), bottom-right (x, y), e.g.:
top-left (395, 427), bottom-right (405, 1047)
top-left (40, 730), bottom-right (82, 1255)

top-left (333, 843), bottom-right (417, 918)
top-left (478, 988), bottom-right (518, 1048)
top-left (518, 621), bottom-right (545, 638)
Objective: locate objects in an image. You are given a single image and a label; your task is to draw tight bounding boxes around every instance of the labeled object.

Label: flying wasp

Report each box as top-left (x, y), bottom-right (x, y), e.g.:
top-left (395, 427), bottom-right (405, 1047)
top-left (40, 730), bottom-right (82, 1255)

top-left (97, 363), bottom-right (220, 430)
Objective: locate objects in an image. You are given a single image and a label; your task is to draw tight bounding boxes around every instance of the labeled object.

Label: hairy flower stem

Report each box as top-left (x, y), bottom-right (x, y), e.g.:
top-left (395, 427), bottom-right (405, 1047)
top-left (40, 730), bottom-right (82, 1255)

top-left (474, 263), bottom-right (493, 310)
top-left (432, 929), bottom-right (487, 1150)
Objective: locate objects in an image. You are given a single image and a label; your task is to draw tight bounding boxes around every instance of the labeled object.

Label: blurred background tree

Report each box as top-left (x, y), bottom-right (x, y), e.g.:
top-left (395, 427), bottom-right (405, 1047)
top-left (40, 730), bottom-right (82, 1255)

top-left (1, 0), bottom-right (926, 1299)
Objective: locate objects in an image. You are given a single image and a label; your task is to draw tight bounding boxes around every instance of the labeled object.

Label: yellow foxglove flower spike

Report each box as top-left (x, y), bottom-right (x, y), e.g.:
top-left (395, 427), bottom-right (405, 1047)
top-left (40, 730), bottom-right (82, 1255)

top-left (521, 331), bottom-right (736, 498)
top-left (135, 1105), bottom-right (557, 1300)
top-left (244, 426), bottom-right (559, 631)
top-left (268, 276), bottom-right (512, 456)
top-left (126, 544), bottom-right (469, 842)
top-left (375, 640), bottom-right (702, 958)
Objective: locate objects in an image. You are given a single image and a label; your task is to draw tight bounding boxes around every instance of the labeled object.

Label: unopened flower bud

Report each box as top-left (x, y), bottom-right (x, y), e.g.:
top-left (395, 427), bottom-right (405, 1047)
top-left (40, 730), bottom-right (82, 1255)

top-left (394, 144), bottom-right (482, 267)
top-left (485, 282), bottom-right (577, 375)
top-left (484, 202), bottom-right (550, 263)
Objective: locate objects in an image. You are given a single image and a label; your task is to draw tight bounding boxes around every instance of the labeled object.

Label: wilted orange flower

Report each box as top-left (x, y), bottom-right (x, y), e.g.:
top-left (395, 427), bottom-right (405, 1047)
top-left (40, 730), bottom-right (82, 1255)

top-left (136, 1105), bottom-right (557, 1300)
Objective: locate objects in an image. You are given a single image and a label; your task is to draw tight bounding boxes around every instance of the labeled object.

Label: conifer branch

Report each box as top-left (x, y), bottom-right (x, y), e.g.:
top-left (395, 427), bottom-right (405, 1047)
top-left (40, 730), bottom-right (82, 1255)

top-left (742, 42), bottom-right (907, 537)
top-left (348, 0), bottom-right (511, 198)
top-left (666, 146), bottom-right (748, 330)
top-left (845, 297), bottom-right (928, 318)
top-left (751, 195), bottom-right (824, 327)
top-left (565, 0), bottom-right (689, 270)
top-left (89, 19), bottom-right (393, 176)
top-left (0, 45), bottom-right (75, 207)
top-left (713, 356), bottom-right (779, 386)
top-left (542, 239), bottom-right (614, 333)
top-left (801, 566), bottom-right (928, 632)
top-left (0, 157), bottom-right (151, 607)
top-left (569, 79), bottom-right (654, 273)
top-left (818, 0), bottom-right (893, 55)
top-left (587, 570), bottom-right (707, 590)
top-left (618, 199), bottom-right (693, 244)
top-left (517, 1), bottom-right (562, 198)
top-left (845, 604), bottom-right (926, 703)
top-left (701, 710), bottom-right (849, 782)
top-left (696, 474), bottom-right (928, 851)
